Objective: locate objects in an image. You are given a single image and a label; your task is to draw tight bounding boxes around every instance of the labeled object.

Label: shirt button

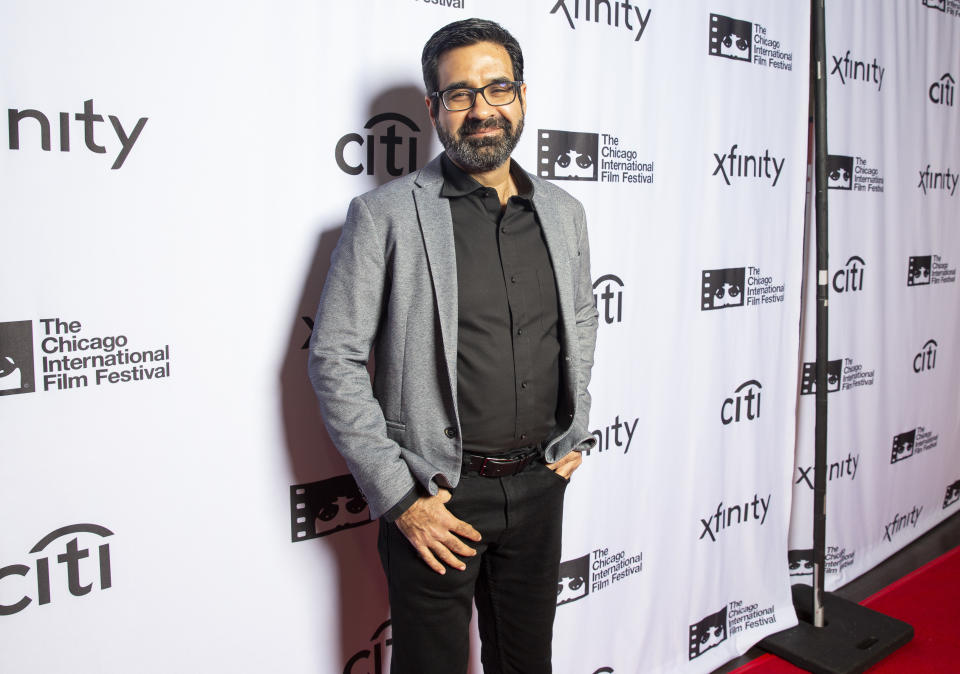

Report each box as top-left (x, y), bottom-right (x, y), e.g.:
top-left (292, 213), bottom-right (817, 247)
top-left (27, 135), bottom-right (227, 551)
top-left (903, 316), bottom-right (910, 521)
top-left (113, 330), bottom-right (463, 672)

top-left (517, 328), bottom-right (523, 335)
top-left (444, 427), bottom-right (457, 439)
top-left (520, 433), bottom-right (528, 440)
top-left (501, 226), bottom-right (508, 233)
top-left (510, 276), bottom-right (517, 283)
top-left (521, 381), bottom-right (528, 389)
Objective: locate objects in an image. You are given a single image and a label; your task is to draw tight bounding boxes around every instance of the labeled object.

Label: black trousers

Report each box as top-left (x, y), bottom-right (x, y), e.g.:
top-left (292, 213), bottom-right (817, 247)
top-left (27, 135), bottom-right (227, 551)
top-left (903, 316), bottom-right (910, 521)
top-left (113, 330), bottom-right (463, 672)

top-left (377, 459), bottom-right (569, 674)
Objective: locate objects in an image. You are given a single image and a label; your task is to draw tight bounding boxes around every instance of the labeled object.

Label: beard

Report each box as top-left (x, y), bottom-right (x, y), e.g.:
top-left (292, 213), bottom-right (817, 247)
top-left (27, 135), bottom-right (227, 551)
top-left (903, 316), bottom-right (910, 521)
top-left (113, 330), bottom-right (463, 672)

top-left (434, 113), bottom-right (525, 173)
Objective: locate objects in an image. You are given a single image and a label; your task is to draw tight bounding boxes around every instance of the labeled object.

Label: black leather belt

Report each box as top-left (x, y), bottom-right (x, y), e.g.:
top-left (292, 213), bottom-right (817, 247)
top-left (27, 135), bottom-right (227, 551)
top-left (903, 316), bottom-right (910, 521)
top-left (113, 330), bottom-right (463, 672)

top-left (462, 449), bottom-right (541, 477)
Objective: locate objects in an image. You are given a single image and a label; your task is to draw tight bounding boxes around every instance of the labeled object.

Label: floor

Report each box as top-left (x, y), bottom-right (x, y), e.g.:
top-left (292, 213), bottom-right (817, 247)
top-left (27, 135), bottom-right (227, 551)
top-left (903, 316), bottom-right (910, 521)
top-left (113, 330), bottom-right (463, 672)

top-left (712, 511), bottom-right (960, 673)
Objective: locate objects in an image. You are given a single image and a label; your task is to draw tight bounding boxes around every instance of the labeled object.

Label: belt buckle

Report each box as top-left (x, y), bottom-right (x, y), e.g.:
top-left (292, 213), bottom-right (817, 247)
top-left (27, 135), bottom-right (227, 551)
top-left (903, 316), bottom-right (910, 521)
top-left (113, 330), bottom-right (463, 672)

top-left (478, 456), bottom-right (512, 477)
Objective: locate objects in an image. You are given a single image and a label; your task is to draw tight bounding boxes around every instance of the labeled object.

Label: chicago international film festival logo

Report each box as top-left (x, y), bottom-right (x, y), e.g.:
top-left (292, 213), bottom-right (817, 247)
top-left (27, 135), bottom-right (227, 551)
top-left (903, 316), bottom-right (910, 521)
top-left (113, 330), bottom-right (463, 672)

top-left (557, 546), bottom-right (643, 606)
top-left (290, 474), bottom-right (372, 541)
top-left (0, 320), bottom-right (35, 396)
top-left (701, 267), bottom-right (745, 310)
top-left (689, 606), bottom-right (727, 659)
top-left (708, 14), bottom-right (794, 70)
top-left (538, 130), bottom-right (599, 181)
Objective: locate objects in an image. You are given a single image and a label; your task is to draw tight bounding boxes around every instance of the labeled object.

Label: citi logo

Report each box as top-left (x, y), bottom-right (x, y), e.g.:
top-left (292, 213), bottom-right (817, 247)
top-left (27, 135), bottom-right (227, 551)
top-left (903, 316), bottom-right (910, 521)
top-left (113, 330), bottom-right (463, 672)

top-left (343, 620), bottom-right (392, 674)
top-left (929, 73), bottom-right (955, 106)
top-left (917, 165), bottom-right (958, 195)
top-left (701, 267), bottom-right (745, 311)
top-left (549, 1), bottom-right (652, 42)
top-left (830, 51), bottom-right (885, 90)
top-left (832, 256), bottom-right (865, 293)
top-left (698, 493), bottom-right (770, 542)
top-left (907, 256), bottom-right (932, 286)
top-left (689, 606), bottom-right (728, 659)
top-left (0, 320), bottom-right (35, 397)
top-left (335, 113), bottom-right (421, 177)
top-left (290, 474), bottom-right (371, 542)
top-left (883, 505), bottom-right (922, 542)
top-left (7, 99), bottom-right (147, 169)
top-left (712, 144), bottom-right (784, 186)
top-left (721, 380), bottom-right (761, 425)
top-left (592, 274), bottom-right (624, 324)
top-left (914, 339), bottom-right (938, 372)
top-left (890, 430), bottom-right (917, 464)
top-left (944, 480), bottom-right (960, 508)
top-left (1, 523), bottom-right (113, 616)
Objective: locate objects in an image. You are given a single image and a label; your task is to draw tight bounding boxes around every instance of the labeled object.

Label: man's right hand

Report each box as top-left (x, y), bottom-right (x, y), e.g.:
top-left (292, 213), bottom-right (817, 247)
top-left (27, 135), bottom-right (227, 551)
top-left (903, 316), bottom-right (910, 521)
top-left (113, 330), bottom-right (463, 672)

top-left (394, 488), bottom-right (482, 574)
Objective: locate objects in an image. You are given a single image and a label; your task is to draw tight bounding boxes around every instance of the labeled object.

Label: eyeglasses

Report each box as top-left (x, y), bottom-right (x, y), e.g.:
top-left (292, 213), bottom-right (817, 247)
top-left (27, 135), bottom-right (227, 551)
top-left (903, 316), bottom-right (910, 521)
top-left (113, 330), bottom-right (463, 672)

top-left (433, 81), bottom-right (523, 112)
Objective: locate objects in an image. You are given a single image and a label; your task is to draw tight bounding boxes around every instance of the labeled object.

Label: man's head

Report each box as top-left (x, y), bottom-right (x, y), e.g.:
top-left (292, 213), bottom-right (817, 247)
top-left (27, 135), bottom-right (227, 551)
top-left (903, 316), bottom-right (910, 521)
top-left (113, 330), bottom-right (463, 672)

top-left (422, 19), bottom-right (527, 173)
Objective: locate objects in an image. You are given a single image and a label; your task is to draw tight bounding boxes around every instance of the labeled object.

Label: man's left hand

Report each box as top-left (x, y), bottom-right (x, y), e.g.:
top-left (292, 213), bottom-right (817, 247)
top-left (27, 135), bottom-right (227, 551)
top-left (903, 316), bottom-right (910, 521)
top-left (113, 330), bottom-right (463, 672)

top-left (546, 450), bottom-right (582, 480)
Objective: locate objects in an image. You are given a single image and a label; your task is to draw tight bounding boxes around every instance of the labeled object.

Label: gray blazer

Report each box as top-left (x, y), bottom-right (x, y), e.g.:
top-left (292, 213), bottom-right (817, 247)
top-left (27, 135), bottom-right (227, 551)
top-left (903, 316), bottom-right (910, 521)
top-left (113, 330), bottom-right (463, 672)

top-left (308, 154), bottom-right (599, 519)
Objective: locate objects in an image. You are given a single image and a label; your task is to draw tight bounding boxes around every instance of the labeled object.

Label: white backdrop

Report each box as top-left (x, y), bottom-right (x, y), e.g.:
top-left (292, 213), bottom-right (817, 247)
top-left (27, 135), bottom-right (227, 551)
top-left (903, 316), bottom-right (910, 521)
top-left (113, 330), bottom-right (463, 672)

top-left (788, 0), bottom-right (960, 593)
top-left (0, 2), bottom-right (951, 673)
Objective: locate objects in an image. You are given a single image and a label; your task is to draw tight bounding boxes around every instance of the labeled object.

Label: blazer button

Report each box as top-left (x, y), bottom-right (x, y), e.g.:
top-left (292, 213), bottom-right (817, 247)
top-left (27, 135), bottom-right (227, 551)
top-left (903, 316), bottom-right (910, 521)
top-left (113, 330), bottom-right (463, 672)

top-left (444, 427), bottom-right (457, 439)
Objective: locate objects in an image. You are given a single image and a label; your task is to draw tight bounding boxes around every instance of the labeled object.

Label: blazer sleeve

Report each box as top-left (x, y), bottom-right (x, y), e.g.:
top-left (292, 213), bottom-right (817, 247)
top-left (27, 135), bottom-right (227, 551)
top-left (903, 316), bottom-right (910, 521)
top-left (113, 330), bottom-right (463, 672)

top-left (571, 199), bottom-right (599, 451)
top-left (307, 195), bottom-right (417, 519)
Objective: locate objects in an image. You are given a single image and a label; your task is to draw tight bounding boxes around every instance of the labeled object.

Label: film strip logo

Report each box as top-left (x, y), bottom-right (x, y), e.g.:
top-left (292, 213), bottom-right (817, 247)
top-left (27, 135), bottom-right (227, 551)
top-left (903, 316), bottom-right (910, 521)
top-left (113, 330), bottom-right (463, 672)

top-left (290, 474), bottom-right (372, 542)
top-left (800, 359), bottom-right (842, 395)
top-left (922, 0), bottom-right (947, 12)
top-left (0, 320), bottom-right (35, 397)
top-left (537, 129), bottom-right (599, 181)
top-left (827, 155), bottom-right (854, 190)
top-left (701, 267), bottom-right (745, 311)
top-left (907, 256), bottom-right (932, 286)
top-left (708, 14), bottom-right (753, 62)
top-left (689, 606), bottom-right (728, 659)
top-left (556, 554), bottom-right (590, 606)
top-left (890, 429), bottom-right (917, 464)
top-left (944, 480), bottom-right (960, 508)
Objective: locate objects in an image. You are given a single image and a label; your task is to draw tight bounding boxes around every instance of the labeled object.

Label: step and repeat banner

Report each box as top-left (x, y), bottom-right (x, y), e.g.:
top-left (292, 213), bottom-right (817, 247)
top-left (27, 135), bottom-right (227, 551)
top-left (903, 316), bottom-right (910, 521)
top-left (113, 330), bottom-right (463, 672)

top-left (0, 1), bottom-right (944, 673)
top-left (788, 1), bottom-right (960, 592)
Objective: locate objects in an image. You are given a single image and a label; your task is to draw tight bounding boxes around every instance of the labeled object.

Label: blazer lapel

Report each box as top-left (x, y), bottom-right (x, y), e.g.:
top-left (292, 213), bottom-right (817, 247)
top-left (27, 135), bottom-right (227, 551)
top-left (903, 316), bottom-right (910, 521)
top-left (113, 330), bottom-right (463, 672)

top-left (413, 157), bottom-right (459, 398)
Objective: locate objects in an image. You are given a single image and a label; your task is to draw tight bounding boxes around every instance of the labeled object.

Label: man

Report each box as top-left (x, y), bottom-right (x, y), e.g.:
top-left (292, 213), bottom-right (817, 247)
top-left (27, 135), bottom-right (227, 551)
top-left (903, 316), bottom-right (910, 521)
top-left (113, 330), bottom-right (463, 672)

top-left (308, 18), bottom-right (598, 674)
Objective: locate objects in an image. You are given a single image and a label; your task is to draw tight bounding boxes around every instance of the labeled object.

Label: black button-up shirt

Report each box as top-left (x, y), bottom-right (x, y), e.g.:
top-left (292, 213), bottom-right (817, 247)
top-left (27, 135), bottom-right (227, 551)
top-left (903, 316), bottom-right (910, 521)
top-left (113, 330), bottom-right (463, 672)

top-left (441, 154), bottom-right (561, 456)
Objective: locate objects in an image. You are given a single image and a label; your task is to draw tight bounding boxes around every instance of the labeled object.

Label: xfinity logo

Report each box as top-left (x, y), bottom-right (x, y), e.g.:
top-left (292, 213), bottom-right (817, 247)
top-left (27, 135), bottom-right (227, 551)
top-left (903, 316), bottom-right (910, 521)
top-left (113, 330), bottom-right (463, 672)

top-left (689, 607), bottom-right (728, 659)
top-left (917, 165), bottom-right (958, 195)
top-left (699, 493), bottom-right (770, 542)
top-left (592, 274), bottom-right (624, 324)
top-left (914, 339), bottom-right (937, 372)
top-left (721, 380), bottom-right (761, 425)
top-left (343, 620), bottom-right (392, 674)
top-left (883, 505), bottom-right (922, 542)
top-left (1, 524), bottom-right (113, 616)
top-left (929, 73), bottom-right (955, 106)
top-left (8, 99), bottom-right (147, 169)
top-left (290, 474), bottom-right (371, 542)
top-left (830, 51), bottom-right (885, 90)
top-left (587, 413), bottom-right (639, 454)
top-left (549, 1), bottom-right (652, 42)
top-left (712, 144), bottom-right (784, 186)
top-left (832, 256), bottom-right (865, 293)
top-left (335, 113), bottom-right (421, 177)
top-left (795, 452), bottom-right (859, 490)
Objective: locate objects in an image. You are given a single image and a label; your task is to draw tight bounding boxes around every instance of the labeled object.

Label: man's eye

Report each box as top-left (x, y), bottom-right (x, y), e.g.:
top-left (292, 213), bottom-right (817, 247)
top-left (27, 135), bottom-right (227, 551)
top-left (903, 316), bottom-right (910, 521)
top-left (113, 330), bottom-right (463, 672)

top-left (448, 90), bottom-right (472, 101)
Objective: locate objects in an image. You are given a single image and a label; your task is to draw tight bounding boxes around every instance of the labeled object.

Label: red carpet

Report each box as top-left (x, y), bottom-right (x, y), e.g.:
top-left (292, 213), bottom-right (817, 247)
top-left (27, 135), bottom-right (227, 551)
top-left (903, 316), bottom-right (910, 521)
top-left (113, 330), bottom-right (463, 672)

top-left (732, 545), bottom-right (960, 673)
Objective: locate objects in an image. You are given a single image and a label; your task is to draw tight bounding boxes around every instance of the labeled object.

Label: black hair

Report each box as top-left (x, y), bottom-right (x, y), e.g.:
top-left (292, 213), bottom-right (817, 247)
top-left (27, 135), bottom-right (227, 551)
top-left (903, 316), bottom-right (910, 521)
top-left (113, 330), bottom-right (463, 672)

top-left (421, 18), bottom-right (524, 95)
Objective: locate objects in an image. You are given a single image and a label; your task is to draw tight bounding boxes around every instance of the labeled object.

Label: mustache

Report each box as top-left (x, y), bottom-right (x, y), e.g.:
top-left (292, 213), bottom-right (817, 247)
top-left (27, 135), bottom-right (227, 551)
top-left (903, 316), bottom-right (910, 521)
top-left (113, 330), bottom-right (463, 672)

top-left (458, 117), bottom-right (510, 136)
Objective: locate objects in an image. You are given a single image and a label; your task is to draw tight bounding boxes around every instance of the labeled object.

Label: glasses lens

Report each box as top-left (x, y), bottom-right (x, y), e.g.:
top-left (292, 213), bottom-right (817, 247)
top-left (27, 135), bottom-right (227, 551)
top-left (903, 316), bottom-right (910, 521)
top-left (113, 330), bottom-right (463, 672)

top-left (481, 82), bottom-right (517, 106)
top-left (442, 89), bottom-right (476, 111)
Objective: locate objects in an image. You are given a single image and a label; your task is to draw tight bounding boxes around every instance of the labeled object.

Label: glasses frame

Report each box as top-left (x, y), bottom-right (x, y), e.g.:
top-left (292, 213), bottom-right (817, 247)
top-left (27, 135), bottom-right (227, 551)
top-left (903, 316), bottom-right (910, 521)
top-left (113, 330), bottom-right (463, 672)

top-left (432, 80), bottom-right (524, 112)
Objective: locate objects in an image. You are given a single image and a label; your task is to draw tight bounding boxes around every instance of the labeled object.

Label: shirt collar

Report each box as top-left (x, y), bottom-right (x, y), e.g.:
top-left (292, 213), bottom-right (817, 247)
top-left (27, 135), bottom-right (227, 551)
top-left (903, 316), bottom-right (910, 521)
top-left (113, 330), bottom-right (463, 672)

top-left (440, 153), bottom-right (534, 200)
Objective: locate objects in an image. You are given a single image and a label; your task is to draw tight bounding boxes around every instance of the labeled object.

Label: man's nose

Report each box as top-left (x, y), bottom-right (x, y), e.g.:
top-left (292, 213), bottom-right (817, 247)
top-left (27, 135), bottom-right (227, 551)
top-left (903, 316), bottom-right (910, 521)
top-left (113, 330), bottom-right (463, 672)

top-left (468, 92), bottom-right (497, 118)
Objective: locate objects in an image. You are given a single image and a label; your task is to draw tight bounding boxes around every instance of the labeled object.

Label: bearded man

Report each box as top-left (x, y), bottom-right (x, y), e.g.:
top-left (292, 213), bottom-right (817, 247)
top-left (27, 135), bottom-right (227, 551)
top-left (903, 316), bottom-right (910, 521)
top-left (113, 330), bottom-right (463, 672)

top-left (308, 18), bottom-right (598, 674)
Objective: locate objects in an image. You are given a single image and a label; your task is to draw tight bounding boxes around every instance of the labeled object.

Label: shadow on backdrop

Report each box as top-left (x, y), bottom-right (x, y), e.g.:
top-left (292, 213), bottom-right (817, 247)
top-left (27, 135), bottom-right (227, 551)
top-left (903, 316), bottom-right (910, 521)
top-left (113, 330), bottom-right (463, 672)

top-left (279, 83), bottom-right (439, 672)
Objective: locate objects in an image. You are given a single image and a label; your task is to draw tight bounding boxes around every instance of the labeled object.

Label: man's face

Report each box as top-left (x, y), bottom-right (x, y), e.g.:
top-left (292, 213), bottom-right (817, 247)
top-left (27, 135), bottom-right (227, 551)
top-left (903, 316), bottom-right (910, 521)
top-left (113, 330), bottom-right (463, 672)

top-left (426, 41), bottom-right (527, 173)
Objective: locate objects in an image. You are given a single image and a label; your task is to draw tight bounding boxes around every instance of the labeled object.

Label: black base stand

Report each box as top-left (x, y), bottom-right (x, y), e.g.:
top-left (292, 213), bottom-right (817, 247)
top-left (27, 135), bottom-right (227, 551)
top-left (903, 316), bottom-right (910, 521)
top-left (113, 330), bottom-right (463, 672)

top-left (758, 585), bottom-right (913, 674)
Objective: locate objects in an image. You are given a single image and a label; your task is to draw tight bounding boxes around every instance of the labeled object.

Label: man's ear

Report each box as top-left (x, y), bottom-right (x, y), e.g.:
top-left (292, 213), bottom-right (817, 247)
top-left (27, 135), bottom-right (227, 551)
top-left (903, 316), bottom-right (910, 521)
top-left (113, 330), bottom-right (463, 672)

top-left (425, 95), bottom-right (437, 124)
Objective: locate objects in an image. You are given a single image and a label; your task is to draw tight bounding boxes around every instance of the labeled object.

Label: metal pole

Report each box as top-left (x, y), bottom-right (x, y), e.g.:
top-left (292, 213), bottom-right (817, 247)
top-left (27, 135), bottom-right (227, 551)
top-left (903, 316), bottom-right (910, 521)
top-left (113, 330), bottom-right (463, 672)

top-left (811, 0), bottom-right (829, 629)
